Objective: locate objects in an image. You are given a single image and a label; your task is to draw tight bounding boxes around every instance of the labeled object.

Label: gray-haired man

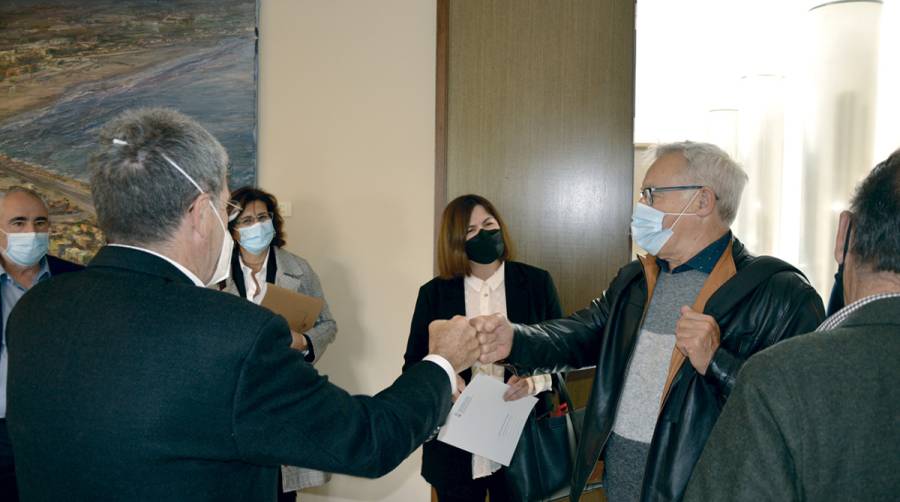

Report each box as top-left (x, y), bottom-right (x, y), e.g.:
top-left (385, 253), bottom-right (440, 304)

top-left (473, 141), bottom-right (826, 501)
top-left (5, 108), bottom-right (480, 500)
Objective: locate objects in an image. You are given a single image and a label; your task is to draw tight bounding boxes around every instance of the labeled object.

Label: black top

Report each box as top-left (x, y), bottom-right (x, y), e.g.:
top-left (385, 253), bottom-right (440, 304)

top-left (403, 260), bottom-right (563, 487)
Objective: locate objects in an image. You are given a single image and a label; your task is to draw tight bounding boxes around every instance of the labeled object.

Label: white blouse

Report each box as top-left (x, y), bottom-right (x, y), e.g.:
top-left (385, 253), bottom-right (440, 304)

top-left (463, 262), bottom-right (551, 478)
top-left (239, 251), bottom-right (269, 304)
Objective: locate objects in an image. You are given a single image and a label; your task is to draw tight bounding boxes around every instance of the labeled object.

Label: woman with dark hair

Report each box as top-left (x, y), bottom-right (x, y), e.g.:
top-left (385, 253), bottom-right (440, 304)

top-left (220, 186), bottom-right (336, 500)
top-left (403, 194), bottom-right (563, 502)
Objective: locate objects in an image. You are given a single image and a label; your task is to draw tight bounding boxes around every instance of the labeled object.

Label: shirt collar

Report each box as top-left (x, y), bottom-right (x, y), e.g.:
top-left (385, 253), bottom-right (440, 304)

top-left (816, 292), bottom-right (900, 332)
top-left (238, 249), bottom-right (269, 277)
top-left (657, 231), bottom-right (732, 274)
top-left (465, 261), bottom-right (506, 292)
top-left (0, 256), bottom-right (51, 287)
top-left (107, 244), bottom-right (205, 287)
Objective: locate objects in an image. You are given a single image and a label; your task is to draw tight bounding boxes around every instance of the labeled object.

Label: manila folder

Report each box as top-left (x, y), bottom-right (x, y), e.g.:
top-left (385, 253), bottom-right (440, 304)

top-left (260, 284), bottom-right (324, 333)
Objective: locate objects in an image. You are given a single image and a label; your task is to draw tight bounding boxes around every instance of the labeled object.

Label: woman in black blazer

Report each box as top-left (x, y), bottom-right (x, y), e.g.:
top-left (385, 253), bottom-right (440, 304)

top-left (403, 194), bottom-right (562, 502)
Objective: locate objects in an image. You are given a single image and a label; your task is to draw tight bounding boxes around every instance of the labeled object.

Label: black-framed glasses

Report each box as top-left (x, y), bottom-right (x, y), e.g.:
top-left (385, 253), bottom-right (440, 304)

top-left (234, 211), bottom-right (273, 228)
top-left (639, 185), bottom-right (704, 206)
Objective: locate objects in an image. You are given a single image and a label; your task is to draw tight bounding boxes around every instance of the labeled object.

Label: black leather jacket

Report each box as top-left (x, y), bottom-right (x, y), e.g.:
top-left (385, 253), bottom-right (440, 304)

top-left (508, 239), bottom-right (825, 501)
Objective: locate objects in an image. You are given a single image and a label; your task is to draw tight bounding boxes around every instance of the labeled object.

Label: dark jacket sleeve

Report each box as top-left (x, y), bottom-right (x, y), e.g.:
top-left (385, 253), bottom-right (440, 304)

top-left (233, 315), bottom-right (452, 478)
top-left (684, 351), bottom-right (802, 501)
top-left (506, 265), bottom-right (634, 373)
top-left (402, 284), bottom-right (432, 373)
top-left (704, 271), bottom-right (825, 399)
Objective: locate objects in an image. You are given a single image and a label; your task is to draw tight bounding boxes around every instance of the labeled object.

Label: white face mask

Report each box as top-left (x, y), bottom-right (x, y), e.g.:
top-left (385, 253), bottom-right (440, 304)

top-left (238, 220), bottom-right (275, 255)
top-left (159, 152), bottom-right (233, 287)
top-left (0, 230), bottom-right (49, 267)
top-left (630, 190), bottom-right (699, 255)
top-left (206, 199), bottom-right (234, 286)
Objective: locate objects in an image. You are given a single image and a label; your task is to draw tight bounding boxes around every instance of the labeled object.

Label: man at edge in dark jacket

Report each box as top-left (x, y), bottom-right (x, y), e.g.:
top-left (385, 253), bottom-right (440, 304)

top-left (685, 149), bottom-right (900, 501)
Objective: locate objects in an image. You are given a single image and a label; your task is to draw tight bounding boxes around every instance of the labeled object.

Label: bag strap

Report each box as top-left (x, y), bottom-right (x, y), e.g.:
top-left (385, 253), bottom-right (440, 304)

top-left (703, 255), bottom-right (804, 320)
top-left (552, 373), bottom-right (579, 441)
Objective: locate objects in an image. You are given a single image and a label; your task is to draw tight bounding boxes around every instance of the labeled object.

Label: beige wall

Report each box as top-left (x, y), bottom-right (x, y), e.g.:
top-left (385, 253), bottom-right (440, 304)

top-left (259, 1), bottom-right (436, 501)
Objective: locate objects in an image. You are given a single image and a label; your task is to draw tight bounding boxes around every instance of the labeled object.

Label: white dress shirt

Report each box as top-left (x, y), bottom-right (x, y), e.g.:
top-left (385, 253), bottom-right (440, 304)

top-left (463, 262), bottom-right (551, 478)
top-left (238, 250), bottom-right (269, 304)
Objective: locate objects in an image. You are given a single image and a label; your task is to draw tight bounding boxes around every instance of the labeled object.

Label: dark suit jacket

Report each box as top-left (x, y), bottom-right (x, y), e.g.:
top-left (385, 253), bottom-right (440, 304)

top-left (7, 246), bottom-right (452, 501)
top-left (402, 261), bottom-right (562, 487)
top-left (685, 296), bottom-right (900, 502)
top-left (0, 255), bottom-right (83, 337)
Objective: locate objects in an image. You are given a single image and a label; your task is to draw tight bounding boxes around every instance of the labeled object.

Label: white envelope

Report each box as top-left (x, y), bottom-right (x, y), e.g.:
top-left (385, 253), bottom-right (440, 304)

top-left (437, 374), bottom-right (538, 466)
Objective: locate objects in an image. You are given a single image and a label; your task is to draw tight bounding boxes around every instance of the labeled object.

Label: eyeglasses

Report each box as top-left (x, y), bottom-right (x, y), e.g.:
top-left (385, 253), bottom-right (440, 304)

top-left (639, 185), bottom-right (704, 206)
top-left (234, 211), bottom-right (273, 228)
top-left (225, 200), bottom-right (243, 222)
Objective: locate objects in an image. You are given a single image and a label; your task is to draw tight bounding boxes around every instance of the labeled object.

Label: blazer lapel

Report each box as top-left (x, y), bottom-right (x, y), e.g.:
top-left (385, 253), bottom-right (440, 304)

top-left (230, 249), bottom-right (247, 298)
top-left (504, 262), bottom-right (530, 324)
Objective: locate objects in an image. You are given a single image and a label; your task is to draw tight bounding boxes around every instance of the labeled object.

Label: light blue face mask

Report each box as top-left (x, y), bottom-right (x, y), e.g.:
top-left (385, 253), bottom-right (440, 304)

top-left (238, 220), bottom-right (275, 255)
top-left (1, 231), bottom-right (50, 267)
top-left (630, 191), bottom-right (699, 256)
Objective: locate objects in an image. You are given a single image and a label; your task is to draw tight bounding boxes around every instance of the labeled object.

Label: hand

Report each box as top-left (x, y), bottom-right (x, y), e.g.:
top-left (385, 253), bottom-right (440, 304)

top-left (503, 375), bottom-right (535, 401)
top-left (452, 375), bottom-right (466, 403)
top-left (428, 315), bottom-right (481, 373)
top-left (675, 306), bottom-right (721, 375)
top-left (289, 330), bottom-right (309, 352)
top-left (469, 314), bottom-right (513, 364)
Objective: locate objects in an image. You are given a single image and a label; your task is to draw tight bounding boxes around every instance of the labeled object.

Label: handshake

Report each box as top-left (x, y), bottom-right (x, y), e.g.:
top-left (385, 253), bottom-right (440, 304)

top-left (428, 314), bottom-right (515, 373)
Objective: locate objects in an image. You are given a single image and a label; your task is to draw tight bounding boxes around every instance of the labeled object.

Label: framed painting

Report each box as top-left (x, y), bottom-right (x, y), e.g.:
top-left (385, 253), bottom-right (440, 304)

top-left (0, 0), bottom-right (259, 263)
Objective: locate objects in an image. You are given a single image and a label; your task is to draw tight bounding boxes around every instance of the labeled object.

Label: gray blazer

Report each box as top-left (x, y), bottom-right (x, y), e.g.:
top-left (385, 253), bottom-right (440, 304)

top-left (222, 246), bottom-right (337, 363)
top-left (221, 246), bottom-right (337, 491)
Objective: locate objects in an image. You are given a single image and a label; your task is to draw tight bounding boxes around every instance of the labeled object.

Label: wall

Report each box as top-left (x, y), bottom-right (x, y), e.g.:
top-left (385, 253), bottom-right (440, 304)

top-left (444, 0), bottom-right (635, 315)
top-left (258, 1), bottom-right (437, 500)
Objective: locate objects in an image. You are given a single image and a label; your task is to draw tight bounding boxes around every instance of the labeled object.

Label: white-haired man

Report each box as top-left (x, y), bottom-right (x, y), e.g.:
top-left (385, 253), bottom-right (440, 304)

top-left (473, 141), bottom-right (826, 502)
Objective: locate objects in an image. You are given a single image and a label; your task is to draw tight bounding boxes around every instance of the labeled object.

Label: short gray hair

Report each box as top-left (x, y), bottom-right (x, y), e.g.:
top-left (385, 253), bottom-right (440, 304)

top-left (0, 186), bottom-right (50, 212)
top-left (653, 141), bottom-right (748, 226)
top-left (89, 108), bottom-right (228, 245)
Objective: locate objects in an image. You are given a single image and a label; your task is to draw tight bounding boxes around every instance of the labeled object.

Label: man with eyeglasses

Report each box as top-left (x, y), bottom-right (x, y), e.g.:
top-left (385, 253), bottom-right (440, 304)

top-left (4, 108), bottom-right (481, 500)
top-left (473, 141), bottom-right (825, 501)
top-left (0, 187), bottom-right (83, 501)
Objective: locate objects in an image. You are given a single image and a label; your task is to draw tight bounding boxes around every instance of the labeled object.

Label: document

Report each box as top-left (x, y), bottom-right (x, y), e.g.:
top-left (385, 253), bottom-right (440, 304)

top-left (437, 373), bottom-right (538, 466)
top-left (260, 284), bottom-right (324, 333)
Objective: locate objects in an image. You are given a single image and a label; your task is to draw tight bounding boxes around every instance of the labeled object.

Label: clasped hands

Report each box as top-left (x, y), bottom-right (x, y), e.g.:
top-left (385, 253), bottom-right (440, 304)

top-left (428, 304), bottom-right (722, 404)
top-left (427, 314), bottom-right (522, 401)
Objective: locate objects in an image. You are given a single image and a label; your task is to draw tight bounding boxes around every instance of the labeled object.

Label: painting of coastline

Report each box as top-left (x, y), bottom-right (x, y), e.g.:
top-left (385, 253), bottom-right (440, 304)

top-left (0, 0), bottom-right (258, 263)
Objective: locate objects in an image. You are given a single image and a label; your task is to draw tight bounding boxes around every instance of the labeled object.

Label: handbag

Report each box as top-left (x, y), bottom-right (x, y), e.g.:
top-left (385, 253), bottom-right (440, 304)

top-left (503, 373), bottom-right (579, 501)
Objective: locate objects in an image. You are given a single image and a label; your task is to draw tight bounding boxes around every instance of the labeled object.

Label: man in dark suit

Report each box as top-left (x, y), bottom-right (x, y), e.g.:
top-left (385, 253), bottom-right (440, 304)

top-left (684, 150), bottom-right (900, 501)
top-left (5, 108), bottom-right (481, 500)
top-left (0, 186), bottom-right (83, 501)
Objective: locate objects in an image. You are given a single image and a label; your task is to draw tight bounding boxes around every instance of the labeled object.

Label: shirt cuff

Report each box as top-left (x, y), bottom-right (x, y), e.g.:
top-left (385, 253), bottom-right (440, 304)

top-left (301, 334), bottom-right (314, 362)
top-left (530, 373), bottom-right (552, 394)
top-left (422, 354), bottom-right (457, 395)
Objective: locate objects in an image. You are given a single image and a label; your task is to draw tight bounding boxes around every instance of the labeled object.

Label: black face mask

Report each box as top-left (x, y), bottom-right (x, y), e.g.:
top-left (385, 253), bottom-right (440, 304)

top-left (465, 229), bottom-right (504, 265)
top-left (826, 221), bottom-right (853, 317)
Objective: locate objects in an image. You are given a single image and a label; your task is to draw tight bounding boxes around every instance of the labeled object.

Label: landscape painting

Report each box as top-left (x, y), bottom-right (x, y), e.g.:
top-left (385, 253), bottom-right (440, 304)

top-left (0, 0), bottom-right (258, 263)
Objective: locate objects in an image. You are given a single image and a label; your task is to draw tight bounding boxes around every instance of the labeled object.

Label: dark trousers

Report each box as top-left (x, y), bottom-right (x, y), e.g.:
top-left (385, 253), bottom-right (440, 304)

top-left (435, 470), bottom-right (511, 502)
top-left (0, 420), bottom-right (19, 502)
